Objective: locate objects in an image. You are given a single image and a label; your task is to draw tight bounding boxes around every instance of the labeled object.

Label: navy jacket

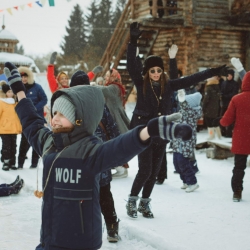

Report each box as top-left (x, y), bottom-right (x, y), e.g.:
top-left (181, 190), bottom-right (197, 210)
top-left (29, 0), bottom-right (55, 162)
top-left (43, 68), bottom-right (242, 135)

top-left (25, 82), bottom-right (47, 118)
top-left (16, 86), bottom-right (149, 250)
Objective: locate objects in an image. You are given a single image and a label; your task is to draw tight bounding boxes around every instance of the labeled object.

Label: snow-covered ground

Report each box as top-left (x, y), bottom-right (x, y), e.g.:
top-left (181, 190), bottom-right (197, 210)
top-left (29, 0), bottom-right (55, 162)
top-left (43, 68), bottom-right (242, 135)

top-left (0, 103), bottom-right (250, 250)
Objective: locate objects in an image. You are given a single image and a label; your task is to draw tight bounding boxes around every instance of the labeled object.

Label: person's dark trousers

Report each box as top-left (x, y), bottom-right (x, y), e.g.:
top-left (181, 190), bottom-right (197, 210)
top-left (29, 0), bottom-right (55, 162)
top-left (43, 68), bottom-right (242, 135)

top-left (173, 152), bottom-right (197, 185)
top-left (0, 184), bottom-right (12, 196)
top-left (231, 154), bottom-right (248, 192)
top-left (220, 106), bottom-right (228, 136)
top-left (18, 133), bottom-right (39, 166)
top-left (99, 183), bottom-right (117, 225)
top-left (157, 152), bottom-right (167, 180)
top-left (130, 140), bottom-right (167, 198)
top-left (0, 134), bottom-right (17, 166)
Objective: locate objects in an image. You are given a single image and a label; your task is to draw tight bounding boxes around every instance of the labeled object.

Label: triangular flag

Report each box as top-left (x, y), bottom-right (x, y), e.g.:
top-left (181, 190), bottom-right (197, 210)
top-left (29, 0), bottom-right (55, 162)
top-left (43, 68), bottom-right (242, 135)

top-left (0, 10), bottom-right (4, 12)
top-left (36, 1), bottom-right (43, 7)
top-left (41, 0), bottom-right (46, 6)
top-left (20, 5), bottom-right (25, 10)
top-left (48, 0), bottom-right (55, 7)
top-left (6, 8), bottom-right (13, 15)
top-left (14, 6), bottom-right (18, 10)
top-left (27, 3), bottom-right (32, 8)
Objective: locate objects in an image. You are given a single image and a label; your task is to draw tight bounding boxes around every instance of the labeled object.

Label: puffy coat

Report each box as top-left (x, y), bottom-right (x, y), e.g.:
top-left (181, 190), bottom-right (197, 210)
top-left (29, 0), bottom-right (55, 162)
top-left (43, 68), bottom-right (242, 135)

top-left (16, 86), bottom-right (149, 250)
top-left (202, 77), bottom-right (221, 118)
top-left (221, 78), bottom-right (239, 107)
top-left (220, 71), bottom-right (250, 155)
top-left (0, 98), bottom-right (22, 134)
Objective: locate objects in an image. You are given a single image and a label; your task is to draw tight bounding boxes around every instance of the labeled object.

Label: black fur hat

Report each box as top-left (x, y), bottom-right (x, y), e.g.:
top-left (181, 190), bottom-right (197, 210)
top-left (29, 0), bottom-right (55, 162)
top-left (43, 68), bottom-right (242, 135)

top-left (2, 84), bottom-right (11, 94)
top-left (142, 55), bottom-right (164, 76)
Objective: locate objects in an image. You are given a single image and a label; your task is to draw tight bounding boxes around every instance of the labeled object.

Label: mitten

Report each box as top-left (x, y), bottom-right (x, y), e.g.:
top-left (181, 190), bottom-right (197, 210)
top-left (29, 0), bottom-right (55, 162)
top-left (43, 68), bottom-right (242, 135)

top-left (177, 89), bottom-right (185, 102)
top-left (231, 57), bottom-right (244, 72)
top-left (92, 65), bottom-right (103, 74)
top-left (130, 22), bottom-right (143, 45)
top-left (49, 51), bottom-right (57, 64)
top-left (168, 44), bottom-right (178, 59)
top-left (147, 113), bottom-right (193, 141)
top-left (4, 62), bottom-right (26, 94)
top-left (210, 64), bottom-right (227, 76)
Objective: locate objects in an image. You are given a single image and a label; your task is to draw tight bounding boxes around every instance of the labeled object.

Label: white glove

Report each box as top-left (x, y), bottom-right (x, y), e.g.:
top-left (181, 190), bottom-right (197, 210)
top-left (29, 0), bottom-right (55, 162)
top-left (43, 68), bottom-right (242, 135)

top-left (178, 89), bottom-right (185, 102)
top-left (231, 57), bottom-right (244, 72)
top-left (168, 44), bottom-right (178, 59)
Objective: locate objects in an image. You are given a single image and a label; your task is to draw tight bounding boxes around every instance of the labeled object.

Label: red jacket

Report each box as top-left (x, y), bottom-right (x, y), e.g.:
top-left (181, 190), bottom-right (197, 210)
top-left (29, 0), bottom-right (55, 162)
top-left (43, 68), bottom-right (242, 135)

top-left (47, 65), bottom-right (95, 93)
top-left (220, 71), bottom-right (250, 154)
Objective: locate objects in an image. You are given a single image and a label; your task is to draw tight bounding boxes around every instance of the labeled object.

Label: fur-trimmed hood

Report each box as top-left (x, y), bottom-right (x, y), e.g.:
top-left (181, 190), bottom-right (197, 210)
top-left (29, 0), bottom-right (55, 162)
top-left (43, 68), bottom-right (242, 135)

top-left (18, 66), bottom-right (34, 85)
top-left (206, 77), bottom-right (219, 86)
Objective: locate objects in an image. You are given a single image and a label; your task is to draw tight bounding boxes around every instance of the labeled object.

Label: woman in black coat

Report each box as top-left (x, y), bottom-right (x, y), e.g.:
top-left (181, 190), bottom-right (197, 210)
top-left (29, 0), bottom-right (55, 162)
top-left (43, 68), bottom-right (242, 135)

top-left (126, 22), bottom-right (226, 219)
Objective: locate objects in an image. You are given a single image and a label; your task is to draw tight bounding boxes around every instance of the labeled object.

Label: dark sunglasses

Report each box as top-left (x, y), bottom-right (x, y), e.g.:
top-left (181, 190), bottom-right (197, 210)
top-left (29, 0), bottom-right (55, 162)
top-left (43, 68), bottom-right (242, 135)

top-left (150, 69), bottom-right (162, 74)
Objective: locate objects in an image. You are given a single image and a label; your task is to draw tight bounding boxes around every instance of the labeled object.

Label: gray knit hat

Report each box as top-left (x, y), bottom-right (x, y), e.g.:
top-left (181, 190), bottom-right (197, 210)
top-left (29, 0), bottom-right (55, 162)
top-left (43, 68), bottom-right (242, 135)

top-left (52, 95), bottom-right (75, 124)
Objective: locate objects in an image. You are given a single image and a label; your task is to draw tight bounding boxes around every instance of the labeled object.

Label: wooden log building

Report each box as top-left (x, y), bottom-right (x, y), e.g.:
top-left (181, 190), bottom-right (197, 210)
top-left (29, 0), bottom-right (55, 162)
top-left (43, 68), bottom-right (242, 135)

top-left (98, 0), bottom-right (250, 99)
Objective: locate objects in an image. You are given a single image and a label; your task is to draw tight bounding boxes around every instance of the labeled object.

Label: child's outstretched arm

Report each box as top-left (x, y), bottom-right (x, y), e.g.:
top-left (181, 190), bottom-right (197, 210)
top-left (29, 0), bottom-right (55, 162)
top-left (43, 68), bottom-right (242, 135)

top-left (140, 112), bottom-right (193, 141)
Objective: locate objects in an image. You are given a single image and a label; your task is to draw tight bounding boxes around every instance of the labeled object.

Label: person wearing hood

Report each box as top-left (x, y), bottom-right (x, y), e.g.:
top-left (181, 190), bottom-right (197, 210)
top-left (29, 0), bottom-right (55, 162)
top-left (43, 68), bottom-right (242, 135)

top-left (0, 82), bottom-right (22, 170)
top-left (47, 51), bottom-right (103, 93)
top-left (220, 71), bottom-right (250, 202)
top-left (126, 22), bottom-right (226, 219)
top-left (70, 70), bottom-right (122, 243)
top-left (202, 76), bottom-right (222, 139)
top-left (4, 61), bottom-right (193, 250)
top-left (220, 69), bottom-right (239, 137)
top-left (17, 66), bottom-right (48, 169)
top-left (97, 68), bottom-right (131, 179)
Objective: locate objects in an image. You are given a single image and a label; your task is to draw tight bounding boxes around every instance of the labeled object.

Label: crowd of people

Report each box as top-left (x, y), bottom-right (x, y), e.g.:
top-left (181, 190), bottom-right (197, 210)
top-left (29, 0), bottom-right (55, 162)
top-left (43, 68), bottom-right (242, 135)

top-left (0, 21), bottom-right (248, 250)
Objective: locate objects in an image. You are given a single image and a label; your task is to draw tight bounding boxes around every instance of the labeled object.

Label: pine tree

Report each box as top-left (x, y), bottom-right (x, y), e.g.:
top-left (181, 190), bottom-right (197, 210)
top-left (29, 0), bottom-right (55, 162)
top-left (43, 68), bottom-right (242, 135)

top-left (14, 44), bottom-right (24, 55)
top-left (60, 4), bottom-right (87, 62)
top-left (111, 0), bottom-right (127, 29)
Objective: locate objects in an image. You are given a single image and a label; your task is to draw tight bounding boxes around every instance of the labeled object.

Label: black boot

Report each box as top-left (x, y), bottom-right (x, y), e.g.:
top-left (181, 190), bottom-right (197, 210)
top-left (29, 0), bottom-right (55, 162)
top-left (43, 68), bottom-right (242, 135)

top-left (126, 195), bottom-right (139, 219)
top-left (8, 175), bottom-right (20, 187)
top-left (106, 219), bottom-right (121, 243)
top-left (2, 159), bottom-right (10, 171)
top-left (233, 190), bottom-right (242, 202)
top-left (12, 179), bottom-right (24, 194)
top-left (138, 198), bottom-right (154, 218)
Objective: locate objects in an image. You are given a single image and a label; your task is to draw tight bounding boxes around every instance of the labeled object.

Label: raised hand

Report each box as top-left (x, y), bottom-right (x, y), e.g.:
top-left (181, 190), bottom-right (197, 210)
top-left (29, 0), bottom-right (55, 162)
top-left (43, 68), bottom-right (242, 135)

top-left (130, 22), bottom-right (143, 45)
top-left (168, 44), bottom-right (178, 59)
top-left (49, 51), bottom-right (57, 65)
top-left (92, 65), bottom-right (103, 74)
top-left (177, 89), bottom-right (185, 102)
top-left (210, 65), bottom-right (227, 77)
top-left (231, 57), bottom-right (244, 72)
top-left (4, 62), bottom-right (25, 94)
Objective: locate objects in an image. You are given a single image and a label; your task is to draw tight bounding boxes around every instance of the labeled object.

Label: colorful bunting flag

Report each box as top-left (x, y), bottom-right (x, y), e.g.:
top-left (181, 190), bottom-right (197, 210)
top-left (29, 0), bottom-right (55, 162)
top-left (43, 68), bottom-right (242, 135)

top-left (48, 0), bottom-right (55, 7)
top-left (6, 8), bottom-right (12, 15)
top-left (36, 1), bottom-right (43, 7)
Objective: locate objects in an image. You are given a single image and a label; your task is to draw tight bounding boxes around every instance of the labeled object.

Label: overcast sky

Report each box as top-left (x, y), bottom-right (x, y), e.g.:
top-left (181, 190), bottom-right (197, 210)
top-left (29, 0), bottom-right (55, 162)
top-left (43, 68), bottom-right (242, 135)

top-left (0, 0), bottom-right (117, 56)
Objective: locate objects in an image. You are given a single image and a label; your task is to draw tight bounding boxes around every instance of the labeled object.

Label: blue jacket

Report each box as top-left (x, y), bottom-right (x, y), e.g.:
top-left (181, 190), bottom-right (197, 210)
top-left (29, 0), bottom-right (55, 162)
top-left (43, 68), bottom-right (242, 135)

top-left (25, 82), bottom-right (47, 118)
top-left (15, 86), bottom-right (149, 250)
top-left (95, 105), bottom-right (120, 187)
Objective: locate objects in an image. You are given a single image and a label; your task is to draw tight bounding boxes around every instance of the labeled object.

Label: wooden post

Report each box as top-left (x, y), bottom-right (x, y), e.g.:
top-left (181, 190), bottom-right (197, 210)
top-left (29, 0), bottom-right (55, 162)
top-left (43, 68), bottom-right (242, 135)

top-left (131, 0), bottom-right (134, 19)
top-left (152, 0), bottom-right (157, 17)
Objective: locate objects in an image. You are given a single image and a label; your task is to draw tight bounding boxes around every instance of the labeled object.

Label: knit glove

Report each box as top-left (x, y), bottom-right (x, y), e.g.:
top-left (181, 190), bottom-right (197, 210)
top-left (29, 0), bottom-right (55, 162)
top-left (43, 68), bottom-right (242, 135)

top-left (210, 64), bottom-right (227, 76)
top-left (92, 65), bottom-right (103, 74)
top-left (147, 113), bottom-right (193, 141)
top-left (168, 44), bottom-right (178, 59)
top-left (177, 89), bottom-right (185, 102)
top-left (49, 51), bottom-right (57, 64)
top-left (4, 62), bottom-right (26, 94)
top-left (130, 22), bottom-right (143, 46)
top-left (231, 57), bottom-right (244, 72)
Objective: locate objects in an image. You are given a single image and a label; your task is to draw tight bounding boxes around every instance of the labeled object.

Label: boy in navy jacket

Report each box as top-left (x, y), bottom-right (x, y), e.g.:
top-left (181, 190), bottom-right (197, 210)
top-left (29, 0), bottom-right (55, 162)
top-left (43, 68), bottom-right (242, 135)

top-left (4, 62), bottom-right (192, 250)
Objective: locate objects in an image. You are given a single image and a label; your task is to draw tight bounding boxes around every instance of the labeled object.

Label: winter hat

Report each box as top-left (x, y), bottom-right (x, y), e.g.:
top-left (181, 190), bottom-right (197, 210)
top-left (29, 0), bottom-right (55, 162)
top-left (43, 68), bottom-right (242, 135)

top-left (227, 69), bottom-right (235, 77)
top-left (52, 95), bottom-right (75, 124)
top-left (56, 72), bottom-right (68, 81)
top-left (242, 71), bottom-right (250, 91)
top-left (70, 70), bottom-right (90, 87)
top-left (96, 76), bottom-right (104, 85)
top-left (142, 55), bottom-right (164, 76)
top-left (1, 84), bottom-right (11, 93)
top-left (185, 92), bottom-right (202, 108)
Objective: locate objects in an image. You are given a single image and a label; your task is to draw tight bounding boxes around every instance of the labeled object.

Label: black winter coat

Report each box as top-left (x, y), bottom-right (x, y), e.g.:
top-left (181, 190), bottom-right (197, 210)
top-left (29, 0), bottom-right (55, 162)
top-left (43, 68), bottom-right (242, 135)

top-left (221, 79), bottom-right (239, 107)
top-left (127, 43), bottom-right (218, 128)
